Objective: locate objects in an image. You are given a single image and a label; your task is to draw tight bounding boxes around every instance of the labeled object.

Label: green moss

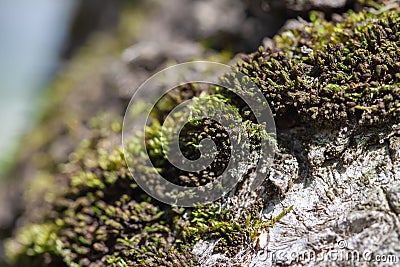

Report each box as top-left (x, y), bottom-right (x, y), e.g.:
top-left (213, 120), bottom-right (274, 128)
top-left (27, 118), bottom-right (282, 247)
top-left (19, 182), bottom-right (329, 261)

top-left (6, 2), bottom-right (400, 266)
top-left (234, 5), bottom-right (400, 128)
top-left (7, 114), bottom-right (194, 267)
top-left (178, 201), bottom-right (293, 257)
top-left (137, 85), bottom-right (273, 191)
top-left (5, 111), bottom-right (291, 266)
top-left (5, 223), bottom-right (62, 266)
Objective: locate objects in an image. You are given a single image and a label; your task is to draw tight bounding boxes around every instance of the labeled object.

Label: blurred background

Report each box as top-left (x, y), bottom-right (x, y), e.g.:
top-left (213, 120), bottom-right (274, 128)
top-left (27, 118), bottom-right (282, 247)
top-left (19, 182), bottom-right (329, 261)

top-left (0, 0), bottom-right (76, 175)
top-left (0, 0), bottom-right (126, 178)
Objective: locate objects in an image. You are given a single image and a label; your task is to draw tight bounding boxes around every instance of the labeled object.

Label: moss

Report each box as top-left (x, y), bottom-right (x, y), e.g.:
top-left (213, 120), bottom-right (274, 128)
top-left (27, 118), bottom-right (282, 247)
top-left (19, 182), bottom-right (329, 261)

top-left (6, 2), bottom-right (400, 266)
top-left (6, 224), bottom-right (59, 265)
top-left (232, 4), bottom-right (400, 128)
top-left (5, 113), bottom-right (290, 266)
top-left (179, 201), bottom-right (293, 257)
top-left (136, 84), bottom-right (274, 193)
top-left (7, 114), bottom-right (193, 267)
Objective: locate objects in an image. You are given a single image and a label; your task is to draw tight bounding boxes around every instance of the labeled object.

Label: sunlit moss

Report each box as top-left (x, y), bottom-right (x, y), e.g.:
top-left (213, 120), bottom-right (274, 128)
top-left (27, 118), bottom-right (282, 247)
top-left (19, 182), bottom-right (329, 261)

top-left (6, 2), bottom-right (400, 266)
top-left (236, 5), bottom-right (400, 128)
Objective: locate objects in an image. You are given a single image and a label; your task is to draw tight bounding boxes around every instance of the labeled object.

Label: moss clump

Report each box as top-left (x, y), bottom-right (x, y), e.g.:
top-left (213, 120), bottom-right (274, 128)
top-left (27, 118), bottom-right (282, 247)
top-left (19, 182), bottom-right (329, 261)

top-left (6, 114), bottom-right (286, 266)
top-left (5, 224), bottom-right (61, 266)
top-left (137, 83), bottom-right (274, 195)
top-left (232, 4), bottom-right (400, 128)
top-left (180, 201), bottom-right (263, 257)
top-left (179, 201), bottom-right (293, 257)
top-left (6, 114), bottom-right (195, 267)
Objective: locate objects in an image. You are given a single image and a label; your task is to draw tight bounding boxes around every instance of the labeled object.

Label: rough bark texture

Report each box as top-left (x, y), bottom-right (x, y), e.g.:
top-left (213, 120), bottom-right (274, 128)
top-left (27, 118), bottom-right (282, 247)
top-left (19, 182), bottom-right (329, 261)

top-left (1, 0), bottom-right (399, 266)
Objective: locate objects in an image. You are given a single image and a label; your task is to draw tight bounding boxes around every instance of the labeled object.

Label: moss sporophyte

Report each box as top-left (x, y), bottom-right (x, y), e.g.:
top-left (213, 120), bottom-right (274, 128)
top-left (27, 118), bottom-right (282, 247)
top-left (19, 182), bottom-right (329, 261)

top-left (5, 2), bottom-right (400, 266)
